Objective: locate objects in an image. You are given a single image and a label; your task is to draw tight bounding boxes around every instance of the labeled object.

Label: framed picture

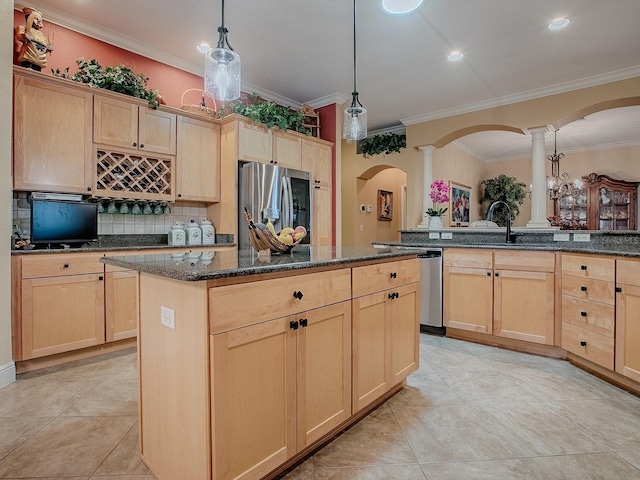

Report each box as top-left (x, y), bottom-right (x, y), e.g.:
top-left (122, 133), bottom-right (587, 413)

top-left (377, 189), bottom-right (393, 221)
top-left (449, 181), bottom-right (471, 226)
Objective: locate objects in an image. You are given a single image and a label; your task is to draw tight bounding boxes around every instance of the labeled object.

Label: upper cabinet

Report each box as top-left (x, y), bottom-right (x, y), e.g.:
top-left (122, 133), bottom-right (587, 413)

top-left (93, 95), bottom-right (177, 155)
top-left (13, 72), bottom-right (94, 194)
top-left (272, 129), bottom-right (302, 169)
top-left (555, 173), bottom-right (638, 230)
top-left (301, 139), bottom-right (332, 186)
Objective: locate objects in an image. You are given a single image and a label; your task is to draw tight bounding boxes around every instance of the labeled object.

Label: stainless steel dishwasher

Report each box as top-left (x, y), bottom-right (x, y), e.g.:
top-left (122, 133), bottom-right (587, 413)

top-left (418, 249), bottom-right (444, 335)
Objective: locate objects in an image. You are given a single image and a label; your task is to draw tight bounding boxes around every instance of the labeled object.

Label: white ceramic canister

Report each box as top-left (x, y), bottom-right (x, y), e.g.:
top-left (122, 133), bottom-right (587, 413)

top-left (168, 222), bottom-right (186, 246)
top-left (186, 220), bottom-right (202, 246)
top-left (200, 219), bottom-right (216, 245)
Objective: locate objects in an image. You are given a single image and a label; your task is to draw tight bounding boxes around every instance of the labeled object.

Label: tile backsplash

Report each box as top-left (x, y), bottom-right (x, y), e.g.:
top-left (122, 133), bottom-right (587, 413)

top-left (13, 192), bottom-right (209, 238)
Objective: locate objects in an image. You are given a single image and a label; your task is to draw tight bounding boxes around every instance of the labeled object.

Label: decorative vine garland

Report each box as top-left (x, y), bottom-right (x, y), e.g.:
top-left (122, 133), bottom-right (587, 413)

top-left (359, 133), bottom-right (406, 158)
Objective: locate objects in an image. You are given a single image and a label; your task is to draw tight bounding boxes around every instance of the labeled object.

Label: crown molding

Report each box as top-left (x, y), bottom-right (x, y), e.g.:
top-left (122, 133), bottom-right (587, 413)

top-left (305, 93), bottom-right (351, 109)
top-left (241, 81), bottom-right (303, 110)
top-left (368, 125), bottom-right (407, 136)
top-left (401, 65), bottom-right (640, 126)
top-left (451, 141), bottom-right (487, 162)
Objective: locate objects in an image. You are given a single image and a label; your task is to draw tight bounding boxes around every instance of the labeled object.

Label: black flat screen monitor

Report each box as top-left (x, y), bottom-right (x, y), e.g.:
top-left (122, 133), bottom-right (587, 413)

top-left (30, 199), bottom-right (98, 247)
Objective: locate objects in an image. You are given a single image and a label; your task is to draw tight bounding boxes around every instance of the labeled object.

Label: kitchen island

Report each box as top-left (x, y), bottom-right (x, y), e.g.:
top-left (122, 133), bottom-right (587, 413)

top-left (101, 246), bottom-right (422, 480)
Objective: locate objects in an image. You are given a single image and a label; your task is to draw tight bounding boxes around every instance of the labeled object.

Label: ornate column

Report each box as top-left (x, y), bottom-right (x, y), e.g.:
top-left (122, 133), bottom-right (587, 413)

top-left (416, 146), bottom-right (435, 229)
top-left (526, 126), bottom-right (551, 228)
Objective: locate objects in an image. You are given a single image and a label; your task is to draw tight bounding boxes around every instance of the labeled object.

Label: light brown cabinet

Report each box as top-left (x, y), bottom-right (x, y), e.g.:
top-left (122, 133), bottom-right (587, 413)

top-left (176, 116), bottom-right (221, 202)
top-left (93, 95), bottom-right (177, 155)
top-left (302, 139), bottom-right (332, 186)
top-left (615, 258), bottom-right (640, 382)
top-left (105, 266), bottom-right (138, 342)
top-left (444, 249), bottom-right (555, 345)
top-left (210, 271), bottom-right (352, 480)
top-left (352, 258), bottom-right (420, 412)
top-left (555, 173), bottom-right (638, 231)
top-left (561, 253), bottom-right (615, 369)
top-left (311, 184), bottom-right (332, 246)
top-left (272, 129), bottom-right (302, 169)
top-left (13, 71), bottom-right (94, 194)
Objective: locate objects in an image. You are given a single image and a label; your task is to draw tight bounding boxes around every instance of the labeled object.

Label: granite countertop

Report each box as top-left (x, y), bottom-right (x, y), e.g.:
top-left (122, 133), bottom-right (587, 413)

top-left (100, 246), bottom-right (425, 281)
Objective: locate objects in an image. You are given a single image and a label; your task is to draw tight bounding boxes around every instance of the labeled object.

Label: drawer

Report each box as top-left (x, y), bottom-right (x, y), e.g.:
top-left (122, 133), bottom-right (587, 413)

top-left (210, 268), bottom-right (352, 333)
top-left (21, 253), bottom-right (104, 278)
top-left (494, 250), bottom-right (555, 272)
top-left (561, 275), bottom-right (615, 305)
top-left (352, 258), bottom-right (420, 298)
top-left (561, 254), bottom-right (614, 282)
top-left (617, 258), bottom-right (640, 287)
top-left (562, 322), bottom-right (614, 370)
top-left (561, 294), bottom-right (614, 337)
top-left (443, 249), bottom-right (492, 269)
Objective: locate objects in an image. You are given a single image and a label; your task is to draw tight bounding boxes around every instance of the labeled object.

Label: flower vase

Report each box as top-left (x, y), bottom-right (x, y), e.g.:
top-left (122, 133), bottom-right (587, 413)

top-left (429, 216), bottom-right (443, 230)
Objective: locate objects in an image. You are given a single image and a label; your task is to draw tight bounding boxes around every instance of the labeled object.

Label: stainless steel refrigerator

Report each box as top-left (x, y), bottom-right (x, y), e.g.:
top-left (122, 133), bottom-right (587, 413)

top-left (238, 161), bottom-right (312, 250)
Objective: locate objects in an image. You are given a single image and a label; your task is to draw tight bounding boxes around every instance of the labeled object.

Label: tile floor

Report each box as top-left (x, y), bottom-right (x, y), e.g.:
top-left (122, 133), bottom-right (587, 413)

top-left (1, 335), bottom-right (639, 479)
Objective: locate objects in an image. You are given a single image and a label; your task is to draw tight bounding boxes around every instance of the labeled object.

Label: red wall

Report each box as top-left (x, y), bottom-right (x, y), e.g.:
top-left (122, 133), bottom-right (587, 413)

top-left (13, 10), bottom-right (203, 109)
top-left (317, 104), bottom-right (338, 244)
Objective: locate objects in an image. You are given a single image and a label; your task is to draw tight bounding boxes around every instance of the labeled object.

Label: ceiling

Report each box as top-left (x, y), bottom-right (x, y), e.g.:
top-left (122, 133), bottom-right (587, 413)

top-left (21, 0), bottom-right (640, 160)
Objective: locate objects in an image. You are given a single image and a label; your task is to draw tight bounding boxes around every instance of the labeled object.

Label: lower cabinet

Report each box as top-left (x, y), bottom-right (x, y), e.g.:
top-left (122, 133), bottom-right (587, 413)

top-left (212, 301), bottom-right (351, 480)
top-left (105, 267), bottom-right (139, 342)
top-left (615, 259), bottom-right (640, 382)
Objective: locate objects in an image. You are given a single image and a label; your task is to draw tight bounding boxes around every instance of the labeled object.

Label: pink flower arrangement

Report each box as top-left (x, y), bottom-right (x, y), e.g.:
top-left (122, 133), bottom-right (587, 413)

top-left (427, 179), bottom-right (450, 217)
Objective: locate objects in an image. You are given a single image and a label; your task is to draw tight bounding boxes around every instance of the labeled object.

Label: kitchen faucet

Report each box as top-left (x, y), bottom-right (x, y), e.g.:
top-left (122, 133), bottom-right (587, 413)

top-left (487, 200), bottom-right (515, 243)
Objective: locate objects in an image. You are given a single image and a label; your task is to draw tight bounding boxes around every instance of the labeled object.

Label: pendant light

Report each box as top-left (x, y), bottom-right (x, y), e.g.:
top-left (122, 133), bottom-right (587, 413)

top-left (343, 0), bottom-right (367, 142)
top-left (204, 0), bottom-right (241, 101)
top-left (546, 129), bottom-right (581, 200)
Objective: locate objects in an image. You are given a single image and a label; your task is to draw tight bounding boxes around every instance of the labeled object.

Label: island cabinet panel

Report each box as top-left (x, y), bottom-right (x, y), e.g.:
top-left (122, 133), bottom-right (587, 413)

top-left (352, 258), bottom-right (420, 412)
top-left (212, 301), bottom-right (351, 480)
top-left (13, 73), bottom-right (94, 194)
top-left (443, 264), bottom-right (493, 334)
top-left (616, 259), bottom-right (640, 382)
top-left (104, 269), bottom-right (138, 342)
top-left (209, 269), bottom-right (351, 333)
top-left (561, 253), bottom-right (615, 369)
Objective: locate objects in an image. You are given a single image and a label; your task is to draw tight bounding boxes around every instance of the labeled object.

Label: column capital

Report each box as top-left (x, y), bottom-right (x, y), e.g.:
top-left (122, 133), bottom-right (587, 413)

top-left (418, 145), bottom-right (436, 153)
top-left (526, 125), bottom-right (550, 136)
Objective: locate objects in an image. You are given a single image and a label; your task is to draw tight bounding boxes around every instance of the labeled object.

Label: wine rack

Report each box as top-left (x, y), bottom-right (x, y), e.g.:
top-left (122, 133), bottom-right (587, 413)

top-left (95, 147), bottom-right (174, 201)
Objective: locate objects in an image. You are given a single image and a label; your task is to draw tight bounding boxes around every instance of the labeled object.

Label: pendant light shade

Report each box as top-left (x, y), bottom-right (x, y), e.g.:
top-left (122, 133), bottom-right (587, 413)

top-left (343, 0), bottom-right (367, 142)
top-left (204, 0), bottom-right (241, 101)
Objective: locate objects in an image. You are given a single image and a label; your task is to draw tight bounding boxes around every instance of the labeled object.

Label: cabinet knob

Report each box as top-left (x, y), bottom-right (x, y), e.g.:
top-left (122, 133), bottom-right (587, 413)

top-left (293, 290), bottom-right (304, 300)
top-left (133, 142), bottom-right (137, 147)
top-left (495, 272), bottom-right (500, 277)
top-left (580, 311), bottom-right (587, 317)
top-left (581, 265), bottom-right (588, 270)
top-left (290, 321), bottom-right (299, 330)
top-left (87, 186), bottom-right (92, 192)
top-left (177, 194), bottom-right (182, 198)
top-left (580, 341), bottom-right (587, 347)
top-left (390, 272), bottom-right (397, 279)
top-left (300, 318), bottom-right (308, 328)
top-left (140, 143), bottom-right (145, 148)
top-left (487, 272), bottom-right (491, 276)
top-left (580, 286), bottom-right (588, 292)
top-left (616, 287), bottom-right (622, 293)
top-left (98, 276), bottom-right (104, 281)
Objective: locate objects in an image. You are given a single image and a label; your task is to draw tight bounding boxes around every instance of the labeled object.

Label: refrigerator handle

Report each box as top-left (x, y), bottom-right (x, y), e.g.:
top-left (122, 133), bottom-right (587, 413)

top-left (282, 176), bottom-right (294, 228)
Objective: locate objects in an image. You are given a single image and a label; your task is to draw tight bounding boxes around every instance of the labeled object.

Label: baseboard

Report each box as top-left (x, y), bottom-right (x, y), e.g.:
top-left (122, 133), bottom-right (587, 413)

top-left (0, 360), bottom-right (16, 389)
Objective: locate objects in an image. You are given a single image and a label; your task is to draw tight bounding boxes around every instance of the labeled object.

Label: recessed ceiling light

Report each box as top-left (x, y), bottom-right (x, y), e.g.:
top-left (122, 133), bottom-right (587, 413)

top-left (382, 0), bottom-right (424, 15)
top-left (447, 51), bottom-right (463, 62)
top-left (196, 43), bottom-right (212, 54)
top-left (548, 18), bottom-right (570, 30)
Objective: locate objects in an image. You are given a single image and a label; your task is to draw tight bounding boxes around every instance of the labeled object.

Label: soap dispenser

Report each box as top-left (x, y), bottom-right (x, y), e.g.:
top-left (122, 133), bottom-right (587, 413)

top-left (168, 222), bottom-right (186, 246)
top-left (200, 219), bottom-right (216, 245)
top-left (186, 220), bottom-right (202, 246)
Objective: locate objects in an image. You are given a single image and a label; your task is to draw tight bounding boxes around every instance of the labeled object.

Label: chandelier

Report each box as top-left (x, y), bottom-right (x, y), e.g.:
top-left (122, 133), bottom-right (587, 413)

top-left (547, 129), bottom-right (581, 200)
top-left (343, 0), bottom-right (367, 142)
top-left (204, 0), bottom-right (241, 101)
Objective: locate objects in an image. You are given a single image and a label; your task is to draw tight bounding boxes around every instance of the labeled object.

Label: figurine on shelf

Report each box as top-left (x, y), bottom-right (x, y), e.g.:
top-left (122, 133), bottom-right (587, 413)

top-left (15, 7), bottom-right (54, 71)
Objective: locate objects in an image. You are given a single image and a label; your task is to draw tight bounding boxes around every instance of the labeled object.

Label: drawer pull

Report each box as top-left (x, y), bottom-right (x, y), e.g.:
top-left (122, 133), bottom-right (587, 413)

top-left (580, 311), bottom-right (587, 317)
top-left (98, 276), bottom-right (104, 281)
top-left (495, 272), bottom-right (500, 277)
top-left (63, 263), bottom-right (69, 268)
top-left (388, 292), bottom-right (399, 300)
top-left (581, 265), bottom-right (587, 270)
top-left (580, 286), bottom-right (588, 292)
top-left (580, 341), bottom-right (587, 347)
top-left (390, 272), bottom-right (397, 279)
top-left (133, 142), bottom-right (137, 147)
top-left (487, 272), bottom-right (491, 276)
top-left (616, 287), bottom-right (622, 293)
top-left (140, 143), bottom-right (145, 148)
top-left (290, 320), bottom-right (299, 330)
top-left (293, 290), bottom-right (304, 300)
top-left (299, 318), bottom-right (308, 328)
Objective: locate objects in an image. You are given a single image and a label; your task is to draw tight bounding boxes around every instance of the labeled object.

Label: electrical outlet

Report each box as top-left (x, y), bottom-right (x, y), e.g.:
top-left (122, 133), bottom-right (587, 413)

top-left (573, 233), bottom-right (591, 242)
top-left (553, 233), bottom-right (570, 242)
top-left (428, 232), bottom-right (440, 239)
top-left (367, 205), bottom-right (373, 213)
top-left (441, 232), bottom-right (453, 240)
top-left (161, 306), bottom-right (175, 330)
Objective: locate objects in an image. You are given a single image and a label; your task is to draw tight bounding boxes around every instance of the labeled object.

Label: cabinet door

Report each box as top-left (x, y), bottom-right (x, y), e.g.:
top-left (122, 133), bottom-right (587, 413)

top-left (493, 269), bottom-right (555, 345)
top-left (352, 291), bottom-right (389, 412)
top-left (14, 75), bottom-right (93, 194)
top-left (272, 130), bottom-right (302, 169)
top-left (443, 266), bottom-right (493, 333)
top-left (176, 116), bottom-right (220, 202)
top-left (302, 140), bottom-right (332, 186)
top-left (296, 302), bottom-right (351, 449)
top-left (139, 107), bottom-right (177, 155)
top-left (21, 274), bottom-right (105, 359)
top-left (237, 120), bottom-right (272, 163)
top-left (213, 317), bottom-right (296, 480)
top-left (311, 185), bottom-right (332, 246)
top-left (616, 283), bottom-right (640, 382)
top-left (389, 282), bottom-right (420, 384)
top-left (105, 270), bottom-right (138, 342)
top-left (93, 95), bottom-right (138, 149)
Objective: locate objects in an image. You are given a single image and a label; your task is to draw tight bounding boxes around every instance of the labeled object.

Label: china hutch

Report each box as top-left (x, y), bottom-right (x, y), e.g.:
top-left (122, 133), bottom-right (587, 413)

top-left (555, 173), bottom-right (639, 230)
